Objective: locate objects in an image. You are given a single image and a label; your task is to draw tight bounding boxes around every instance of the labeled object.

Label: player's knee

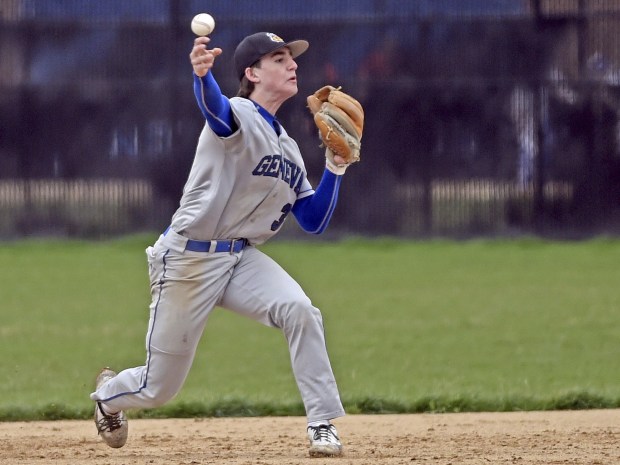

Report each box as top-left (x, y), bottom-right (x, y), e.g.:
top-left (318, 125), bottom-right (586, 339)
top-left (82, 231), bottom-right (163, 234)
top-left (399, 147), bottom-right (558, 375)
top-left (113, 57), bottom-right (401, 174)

top-left (141, 371), bottom-right (185, 407)
top-left (142, 384), bottom-right (180, 407)
top-left (280, 299), bottom-right (323, 329)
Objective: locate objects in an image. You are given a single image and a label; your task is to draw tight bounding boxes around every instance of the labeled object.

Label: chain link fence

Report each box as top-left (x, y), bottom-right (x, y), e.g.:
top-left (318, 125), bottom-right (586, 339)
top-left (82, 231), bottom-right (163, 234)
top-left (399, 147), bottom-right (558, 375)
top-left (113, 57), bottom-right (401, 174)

top-left (1, 0), bottom-right (619, 238)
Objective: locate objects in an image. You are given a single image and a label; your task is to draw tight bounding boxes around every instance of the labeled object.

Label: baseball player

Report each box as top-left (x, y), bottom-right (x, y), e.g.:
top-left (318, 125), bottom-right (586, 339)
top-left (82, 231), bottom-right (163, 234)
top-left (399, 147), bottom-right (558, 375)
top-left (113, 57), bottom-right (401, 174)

top-left (90, 31), bottom-right (362, 457)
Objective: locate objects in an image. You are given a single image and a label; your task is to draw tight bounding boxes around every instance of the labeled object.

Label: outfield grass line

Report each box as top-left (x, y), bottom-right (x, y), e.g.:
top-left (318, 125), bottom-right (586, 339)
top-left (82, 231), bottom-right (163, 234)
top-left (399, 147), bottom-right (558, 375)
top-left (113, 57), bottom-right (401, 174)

top-left (1, 236), bottom-right (619, 421)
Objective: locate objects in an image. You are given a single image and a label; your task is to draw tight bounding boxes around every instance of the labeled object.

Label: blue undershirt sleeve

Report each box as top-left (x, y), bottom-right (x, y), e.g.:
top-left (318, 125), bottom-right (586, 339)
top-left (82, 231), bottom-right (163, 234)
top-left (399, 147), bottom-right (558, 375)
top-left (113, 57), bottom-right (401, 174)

top-left (193, 72), bottom-right (236, 136)
top-left (293, 169), bottom-right (343, 234)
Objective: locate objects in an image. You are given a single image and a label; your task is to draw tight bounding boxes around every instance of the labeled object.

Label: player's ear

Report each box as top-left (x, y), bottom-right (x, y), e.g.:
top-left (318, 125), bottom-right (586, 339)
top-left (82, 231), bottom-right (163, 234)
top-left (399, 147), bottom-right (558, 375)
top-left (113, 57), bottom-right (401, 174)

top-left (245, 66), bottom-right (260, 83)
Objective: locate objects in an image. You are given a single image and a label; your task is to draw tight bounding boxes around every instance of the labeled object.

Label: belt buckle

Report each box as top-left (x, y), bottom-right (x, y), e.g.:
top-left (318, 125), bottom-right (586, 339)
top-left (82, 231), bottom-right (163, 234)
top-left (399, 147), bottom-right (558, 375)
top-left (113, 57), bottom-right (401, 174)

top-left (230, 239), bottom-right (239, 254)
top-left (230, 238), bottom-right (246, 254)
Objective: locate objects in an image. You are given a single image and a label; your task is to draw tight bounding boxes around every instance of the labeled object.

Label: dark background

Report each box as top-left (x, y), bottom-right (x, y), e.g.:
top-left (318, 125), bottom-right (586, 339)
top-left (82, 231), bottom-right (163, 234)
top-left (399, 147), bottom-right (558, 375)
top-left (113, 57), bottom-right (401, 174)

top-left (1, 0), bottom-right (619, 239)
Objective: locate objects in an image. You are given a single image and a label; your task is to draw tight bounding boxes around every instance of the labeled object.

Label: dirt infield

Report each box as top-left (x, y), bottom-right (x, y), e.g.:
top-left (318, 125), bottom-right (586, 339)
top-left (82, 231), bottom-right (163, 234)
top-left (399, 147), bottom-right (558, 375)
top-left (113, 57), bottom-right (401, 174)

top-left (1, 410), bottom-right (619, 464)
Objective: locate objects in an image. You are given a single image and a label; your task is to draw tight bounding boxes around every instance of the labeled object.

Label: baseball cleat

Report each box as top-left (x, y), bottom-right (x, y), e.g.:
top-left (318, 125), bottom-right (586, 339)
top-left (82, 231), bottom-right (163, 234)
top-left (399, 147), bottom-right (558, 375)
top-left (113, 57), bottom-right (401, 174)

top-left (307, 424), bottom-right (343, 457)
top-left (93, 368), bottom-right (128, 448)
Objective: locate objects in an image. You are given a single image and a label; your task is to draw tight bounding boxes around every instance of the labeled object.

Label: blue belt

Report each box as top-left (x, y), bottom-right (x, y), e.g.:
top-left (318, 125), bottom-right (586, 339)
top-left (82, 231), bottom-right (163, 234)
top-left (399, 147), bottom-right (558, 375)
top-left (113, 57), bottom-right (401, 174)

top-left (164, 227), bottom-right (248, 254)
top-left (186, 237), bottom-right (247, 253)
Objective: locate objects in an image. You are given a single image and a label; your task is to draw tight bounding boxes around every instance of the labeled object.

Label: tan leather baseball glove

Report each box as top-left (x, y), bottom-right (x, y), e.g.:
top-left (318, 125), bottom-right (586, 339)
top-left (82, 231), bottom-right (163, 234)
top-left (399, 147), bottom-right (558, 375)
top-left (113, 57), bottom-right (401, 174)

top-left (307, 85), bottom-right (364, 174)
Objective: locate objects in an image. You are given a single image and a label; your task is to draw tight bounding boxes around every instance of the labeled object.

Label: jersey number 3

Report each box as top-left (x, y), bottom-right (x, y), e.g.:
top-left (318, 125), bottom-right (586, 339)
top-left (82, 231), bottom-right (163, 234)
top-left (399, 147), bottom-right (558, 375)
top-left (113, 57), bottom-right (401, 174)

top-left (271, 203), bottom-right (292, 231)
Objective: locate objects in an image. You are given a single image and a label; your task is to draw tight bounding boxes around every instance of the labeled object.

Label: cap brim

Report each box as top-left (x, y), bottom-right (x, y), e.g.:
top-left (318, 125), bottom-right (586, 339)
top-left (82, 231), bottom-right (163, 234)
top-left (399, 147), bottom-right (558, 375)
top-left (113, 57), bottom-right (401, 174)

top-left (286, 40), bottom-right (309, 59)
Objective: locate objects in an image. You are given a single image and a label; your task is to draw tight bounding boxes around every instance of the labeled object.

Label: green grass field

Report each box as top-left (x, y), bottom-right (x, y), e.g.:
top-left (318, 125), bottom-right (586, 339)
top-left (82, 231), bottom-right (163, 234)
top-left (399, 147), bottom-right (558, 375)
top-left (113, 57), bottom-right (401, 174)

top-left (1, 235), bottom-right (619, 420)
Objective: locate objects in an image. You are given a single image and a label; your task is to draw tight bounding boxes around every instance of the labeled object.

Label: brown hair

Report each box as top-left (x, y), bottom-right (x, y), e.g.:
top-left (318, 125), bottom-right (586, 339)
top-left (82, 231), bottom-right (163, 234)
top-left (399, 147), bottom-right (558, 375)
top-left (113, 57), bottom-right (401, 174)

top-left (236, 61), bottom-right (261, 98)
top-left (236, 76), bottom-right (255, 98)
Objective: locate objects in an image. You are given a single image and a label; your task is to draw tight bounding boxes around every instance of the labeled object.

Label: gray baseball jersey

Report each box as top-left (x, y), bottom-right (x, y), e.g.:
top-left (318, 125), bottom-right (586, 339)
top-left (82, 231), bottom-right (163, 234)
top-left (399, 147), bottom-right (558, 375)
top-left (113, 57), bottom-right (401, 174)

top-left (170, 97), bottom-right (314, 244)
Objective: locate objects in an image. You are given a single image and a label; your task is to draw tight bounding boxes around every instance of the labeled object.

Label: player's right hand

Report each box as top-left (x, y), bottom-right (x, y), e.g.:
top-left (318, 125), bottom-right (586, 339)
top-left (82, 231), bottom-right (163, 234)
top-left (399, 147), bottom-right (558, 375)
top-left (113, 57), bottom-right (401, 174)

top-left (190, 37), bottom-right (222, 77)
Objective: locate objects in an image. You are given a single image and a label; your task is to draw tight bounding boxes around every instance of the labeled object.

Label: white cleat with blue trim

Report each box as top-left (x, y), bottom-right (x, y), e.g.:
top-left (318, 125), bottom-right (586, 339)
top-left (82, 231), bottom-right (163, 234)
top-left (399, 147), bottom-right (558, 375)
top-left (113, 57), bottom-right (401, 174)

top-left (307, 424), bottom-right (343, 457)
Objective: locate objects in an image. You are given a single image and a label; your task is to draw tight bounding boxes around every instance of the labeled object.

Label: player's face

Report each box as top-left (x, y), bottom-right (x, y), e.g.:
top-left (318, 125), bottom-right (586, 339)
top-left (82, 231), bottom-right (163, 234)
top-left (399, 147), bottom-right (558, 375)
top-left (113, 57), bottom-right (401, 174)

top-left (256, 48), bottom-right (299, 99)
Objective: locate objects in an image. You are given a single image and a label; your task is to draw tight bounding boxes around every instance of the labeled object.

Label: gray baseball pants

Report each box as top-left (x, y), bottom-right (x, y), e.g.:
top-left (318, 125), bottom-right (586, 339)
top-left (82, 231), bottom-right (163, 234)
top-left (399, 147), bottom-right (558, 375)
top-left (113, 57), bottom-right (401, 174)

top-left (90, 230), bottom-right (345, 423)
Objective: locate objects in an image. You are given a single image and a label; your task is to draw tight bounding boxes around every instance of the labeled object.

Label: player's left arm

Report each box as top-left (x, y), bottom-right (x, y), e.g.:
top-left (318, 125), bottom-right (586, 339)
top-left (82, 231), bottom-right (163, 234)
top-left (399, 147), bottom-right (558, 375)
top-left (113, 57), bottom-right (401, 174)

top-left (292, 169), bottom-right (342, 234)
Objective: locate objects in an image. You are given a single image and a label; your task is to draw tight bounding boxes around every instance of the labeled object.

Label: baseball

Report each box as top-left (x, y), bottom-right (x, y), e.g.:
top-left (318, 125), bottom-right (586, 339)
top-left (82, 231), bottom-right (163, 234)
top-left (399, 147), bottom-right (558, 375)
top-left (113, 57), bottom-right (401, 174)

top-left (191, 13), bottom-right (215, 36)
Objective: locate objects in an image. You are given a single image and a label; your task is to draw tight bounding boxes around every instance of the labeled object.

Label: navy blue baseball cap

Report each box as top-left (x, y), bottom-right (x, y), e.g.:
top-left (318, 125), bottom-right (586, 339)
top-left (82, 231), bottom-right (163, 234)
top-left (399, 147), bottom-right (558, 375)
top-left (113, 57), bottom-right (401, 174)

top-left (234, 32), bottom-right (309, 80)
